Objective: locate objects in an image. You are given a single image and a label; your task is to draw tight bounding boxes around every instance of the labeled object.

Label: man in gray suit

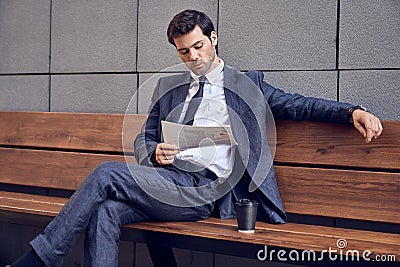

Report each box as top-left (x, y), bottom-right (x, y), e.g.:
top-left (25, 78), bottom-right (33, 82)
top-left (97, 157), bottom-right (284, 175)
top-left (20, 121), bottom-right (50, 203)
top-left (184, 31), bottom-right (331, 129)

top-left (10, 9), bottom-right (382, 267)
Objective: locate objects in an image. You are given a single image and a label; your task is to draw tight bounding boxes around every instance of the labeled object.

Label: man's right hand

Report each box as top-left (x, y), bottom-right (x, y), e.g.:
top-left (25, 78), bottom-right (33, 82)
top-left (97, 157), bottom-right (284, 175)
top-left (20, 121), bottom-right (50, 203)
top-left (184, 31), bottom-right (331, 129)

top-left (155, 143), bottom-right (180, 165)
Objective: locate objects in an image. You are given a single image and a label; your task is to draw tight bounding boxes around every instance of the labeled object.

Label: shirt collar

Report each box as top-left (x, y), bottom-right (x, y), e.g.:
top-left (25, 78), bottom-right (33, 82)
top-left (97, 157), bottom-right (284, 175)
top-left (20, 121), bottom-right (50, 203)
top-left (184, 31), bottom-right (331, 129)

top-left (190, 58), bottom-right (224, 84)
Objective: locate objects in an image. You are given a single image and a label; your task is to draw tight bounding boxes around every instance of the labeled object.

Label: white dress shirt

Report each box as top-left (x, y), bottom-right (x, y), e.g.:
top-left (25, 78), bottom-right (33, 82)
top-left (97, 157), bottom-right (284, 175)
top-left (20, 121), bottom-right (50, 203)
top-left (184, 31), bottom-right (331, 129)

top-left (177, 59), bottom-right (235, 178)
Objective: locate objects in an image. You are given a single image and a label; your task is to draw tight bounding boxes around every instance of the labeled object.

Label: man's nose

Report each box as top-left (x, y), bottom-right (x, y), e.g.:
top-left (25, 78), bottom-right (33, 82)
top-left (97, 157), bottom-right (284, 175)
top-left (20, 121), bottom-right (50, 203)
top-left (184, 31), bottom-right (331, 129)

top-left (188, 49), bottom-right (198, 61)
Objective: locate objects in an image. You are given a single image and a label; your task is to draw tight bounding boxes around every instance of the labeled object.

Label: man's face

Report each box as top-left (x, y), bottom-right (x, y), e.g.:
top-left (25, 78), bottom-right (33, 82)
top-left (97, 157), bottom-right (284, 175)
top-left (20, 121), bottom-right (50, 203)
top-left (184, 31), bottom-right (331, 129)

top-left (173, 25), bottom-right (218, 76)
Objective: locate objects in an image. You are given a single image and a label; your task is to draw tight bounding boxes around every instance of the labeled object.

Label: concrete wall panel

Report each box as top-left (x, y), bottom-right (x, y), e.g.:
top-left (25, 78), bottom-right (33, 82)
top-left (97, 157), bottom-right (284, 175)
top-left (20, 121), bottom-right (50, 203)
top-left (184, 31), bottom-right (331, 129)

top-left (0, 0), bottom-right (50, 73)
top-left (219, 0), bottom-right (337, 70)
top-left (51, 0), bottom-right (137, 73)
top-left (0, 75), bottom-right (49, 111)
top-left (264, 71), bottom-right (337, 100)
top-left (51, 74), bottom-right (137, 113)
top-left (339, 0), bottom-right (400, 69)
top-left (137, 0), bottom-right (218, 72)
top-left (339, 70), bottom-right (400, 120)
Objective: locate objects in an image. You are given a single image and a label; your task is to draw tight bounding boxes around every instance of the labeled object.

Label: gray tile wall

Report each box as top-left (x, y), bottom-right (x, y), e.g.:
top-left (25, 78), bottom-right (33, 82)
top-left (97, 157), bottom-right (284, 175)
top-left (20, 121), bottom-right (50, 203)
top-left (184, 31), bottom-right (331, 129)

top-left (0, 0), bottom-right (399, 266)
top-left (1, 0), bottom-right (397, 119)
top-left (219, 0), bottom-right (338, 70)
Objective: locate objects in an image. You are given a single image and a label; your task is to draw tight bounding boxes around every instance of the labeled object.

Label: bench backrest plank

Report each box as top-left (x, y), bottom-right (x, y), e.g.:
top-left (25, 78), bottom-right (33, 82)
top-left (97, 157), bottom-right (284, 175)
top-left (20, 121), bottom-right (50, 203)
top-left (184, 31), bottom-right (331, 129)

top-left (2, 111), bottom-right (399, 170)
top-left (0, 111), bottom-right (399, 224)
top-left (276, 166), bottom-right (400, 224)
top-left (0, 111), bottom-right (146, 153)
top-left (0, 147), bottom-right (126, 190)
top-left (275, 120), bottom-right (400, 170)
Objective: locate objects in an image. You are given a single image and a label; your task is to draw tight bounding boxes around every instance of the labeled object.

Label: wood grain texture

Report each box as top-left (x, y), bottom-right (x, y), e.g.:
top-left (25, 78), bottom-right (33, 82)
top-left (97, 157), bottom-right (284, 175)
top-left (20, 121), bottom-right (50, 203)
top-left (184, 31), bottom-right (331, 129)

top-left (1, 192), bottom-right (397, 260)
top-left (128, 218), bottom-right (400, 259)
top-left (275, 166), bottom-right (400, 223)
top-left (2, 112), bottom-right (399, 170)
top-left (274, 120), bottom-right (400, 170)
top-left (1, 111), bottom-right (399, 262)
top-left (0, 191), bottom-right (66, 216)
top-left (0, 147), bottom-right (127, 190)
top-left (1, 146), bottom-right (397, 222)
top-left (0, 111), bottom-right (147, 153)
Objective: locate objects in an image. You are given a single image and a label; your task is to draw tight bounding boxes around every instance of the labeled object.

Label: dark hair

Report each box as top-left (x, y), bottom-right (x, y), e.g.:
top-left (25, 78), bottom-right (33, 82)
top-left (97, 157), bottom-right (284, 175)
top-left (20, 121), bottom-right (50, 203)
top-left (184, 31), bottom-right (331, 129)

top-left (167, 9), bottom-right (215, 46)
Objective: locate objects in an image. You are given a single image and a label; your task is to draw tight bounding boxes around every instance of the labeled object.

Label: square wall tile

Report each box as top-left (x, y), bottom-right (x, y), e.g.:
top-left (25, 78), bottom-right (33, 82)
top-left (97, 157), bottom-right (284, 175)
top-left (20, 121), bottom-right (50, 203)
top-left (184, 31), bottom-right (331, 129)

top-left (339, 70), bottom-right (400, 120)
top-left (219, 0), bottom-right (337, 70)
top-left (339, 0), bottom-right (400, 69)
top-left (137, 1), bottom-right (218, 72)
top-left (51, 74), bottom-right (137, 114)
top-left (0, 75), bottom-right (49, 111)
top-left (264, 71), bottom-right (337, 100)
top-left (51, 0), bottom-right (137, 73)
top-left (0, 0), bottom-right (50, 73)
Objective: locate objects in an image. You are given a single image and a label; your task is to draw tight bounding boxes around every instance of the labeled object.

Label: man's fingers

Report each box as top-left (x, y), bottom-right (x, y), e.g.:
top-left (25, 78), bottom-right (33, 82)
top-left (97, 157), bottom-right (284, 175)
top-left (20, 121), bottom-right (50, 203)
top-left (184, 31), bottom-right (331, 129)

top-left (363, 117), bottom-right (383, 142)
top-left (352, 110), bottom-right (383, 143)
top-left (366, 124), bottom-right (374, 142)
top-left (160, 143), bottom-right (179, 151)
top-left (354, 121), bottom-right (367, 139)
top-left (155, 143), bottom-right (179, 165)
top-left (377, 121), bottom-right (384, 137)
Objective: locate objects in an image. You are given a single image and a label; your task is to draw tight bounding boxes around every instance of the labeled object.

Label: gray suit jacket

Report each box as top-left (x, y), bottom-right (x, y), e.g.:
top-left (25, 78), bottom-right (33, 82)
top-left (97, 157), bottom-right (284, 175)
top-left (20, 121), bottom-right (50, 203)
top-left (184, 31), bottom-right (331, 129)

top-left (134, 66), bottom-right (353, 223)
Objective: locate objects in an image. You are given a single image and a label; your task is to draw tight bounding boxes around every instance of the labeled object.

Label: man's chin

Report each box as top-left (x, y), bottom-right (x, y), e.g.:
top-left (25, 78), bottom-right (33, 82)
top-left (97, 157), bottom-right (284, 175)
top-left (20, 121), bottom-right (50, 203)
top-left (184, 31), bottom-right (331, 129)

top-left (187, 65), bottom-right (204, 75)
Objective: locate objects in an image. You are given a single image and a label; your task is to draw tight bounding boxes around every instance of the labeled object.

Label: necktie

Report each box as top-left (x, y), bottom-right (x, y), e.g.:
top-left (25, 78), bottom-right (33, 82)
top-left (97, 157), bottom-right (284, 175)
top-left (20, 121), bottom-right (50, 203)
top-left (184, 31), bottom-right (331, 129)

top-left (183, 76), bottom-right (206, 125)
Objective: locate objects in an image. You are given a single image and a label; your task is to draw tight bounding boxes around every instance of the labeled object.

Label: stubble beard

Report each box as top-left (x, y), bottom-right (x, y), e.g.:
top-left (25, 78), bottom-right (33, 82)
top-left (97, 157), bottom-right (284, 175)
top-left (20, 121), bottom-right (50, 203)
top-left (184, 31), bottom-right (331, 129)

top-left (189, 49), bottom-right (217, 76)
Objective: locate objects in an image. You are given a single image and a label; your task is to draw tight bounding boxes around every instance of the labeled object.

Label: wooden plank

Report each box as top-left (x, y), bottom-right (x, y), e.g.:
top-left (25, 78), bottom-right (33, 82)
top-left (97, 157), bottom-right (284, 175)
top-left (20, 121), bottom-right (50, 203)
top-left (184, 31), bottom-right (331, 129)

top-left (0, 111), bottom-right (147, 153)
top-left (275, 166), bottom-right (400, 224)
top-left (0, 147), bottom-right (127, 190)
top-left (274, 120), bottom-right (400, 170)
top-left (0, 146), bottom-right (398, 222)
top-left (1, 192), bottom-right (398, 260)
top-left (0, 191), bottom-right (66, 216)
top-left (2, 111), bottom-right (399, 169)
top-left (129, 218), bottom-right (400, 259)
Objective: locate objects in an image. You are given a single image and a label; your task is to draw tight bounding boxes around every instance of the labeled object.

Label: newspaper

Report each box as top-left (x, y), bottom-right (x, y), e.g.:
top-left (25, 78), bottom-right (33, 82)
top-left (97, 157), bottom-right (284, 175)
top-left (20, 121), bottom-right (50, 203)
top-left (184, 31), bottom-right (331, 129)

top-left (161, 121), bottom-right (237, 150)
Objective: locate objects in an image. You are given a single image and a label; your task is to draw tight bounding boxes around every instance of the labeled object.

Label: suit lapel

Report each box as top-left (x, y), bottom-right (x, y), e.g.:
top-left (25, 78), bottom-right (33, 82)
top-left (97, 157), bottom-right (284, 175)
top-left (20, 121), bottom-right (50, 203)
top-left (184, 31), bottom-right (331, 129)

top-left (223, 67), bottom-right (246, 144)
top-left (168, 72), bottom-right (192, 123)
top-left (223, 67), bottom-right (242, 117)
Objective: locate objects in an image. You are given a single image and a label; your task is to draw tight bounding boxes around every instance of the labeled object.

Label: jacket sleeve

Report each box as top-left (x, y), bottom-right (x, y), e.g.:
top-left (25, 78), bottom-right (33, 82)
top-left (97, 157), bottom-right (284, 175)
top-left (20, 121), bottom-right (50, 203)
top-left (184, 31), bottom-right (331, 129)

top-left (133, 79), bottom-right (162, 166)
top-left (246, 70), bottom-right (353, 124)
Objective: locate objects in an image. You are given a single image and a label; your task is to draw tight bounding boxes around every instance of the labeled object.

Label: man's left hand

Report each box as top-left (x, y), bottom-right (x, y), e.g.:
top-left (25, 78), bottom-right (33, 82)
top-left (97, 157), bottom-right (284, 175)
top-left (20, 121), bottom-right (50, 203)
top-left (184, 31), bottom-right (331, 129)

top-left (352, 110), bottom-right (383, 142)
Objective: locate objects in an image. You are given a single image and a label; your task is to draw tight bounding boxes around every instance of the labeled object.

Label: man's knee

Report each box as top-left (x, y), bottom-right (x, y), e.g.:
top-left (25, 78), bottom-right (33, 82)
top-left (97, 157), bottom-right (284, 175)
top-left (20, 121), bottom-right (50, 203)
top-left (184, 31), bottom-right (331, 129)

top-left (93, 161), bottom-right (124, 173)
top-left (85, 162), bottom-right (123, 187)
top-left (90, 162), bottom-right (128, 179)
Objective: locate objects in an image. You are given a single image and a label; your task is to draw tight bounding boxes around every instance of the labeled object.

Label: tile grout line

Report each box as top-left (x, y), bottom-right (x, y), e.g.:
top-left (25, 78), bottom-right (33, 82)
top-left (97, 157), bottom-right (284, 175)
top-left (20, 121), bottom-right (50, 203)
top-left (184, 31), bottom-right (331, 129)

top-left (48, 0), bottom-right (53, 112)
top-left (336, 0), bottom-right (341, 102)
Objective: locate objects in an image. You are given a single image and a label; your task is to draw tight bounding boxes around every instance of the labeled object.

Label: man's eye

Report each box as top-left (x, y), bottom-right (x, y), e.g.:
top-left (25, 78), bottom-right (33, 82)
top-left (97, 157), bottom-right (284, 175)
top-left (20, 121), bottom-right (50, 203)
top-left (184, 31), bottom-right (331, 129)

top-left (195, 44), bottom-right (203, 49)
top-left (180, 51), bottom-right (188, 55)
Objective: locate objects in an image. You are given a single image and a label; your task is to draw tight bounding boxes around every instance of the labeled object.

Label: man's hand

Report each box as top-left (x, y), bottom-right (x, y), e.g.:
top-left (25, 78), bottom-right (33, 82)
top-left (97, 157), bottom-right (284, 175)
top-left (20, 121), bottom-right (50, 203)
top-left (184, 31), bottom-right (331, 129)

top-left (352, 110), bottom-right (383, 142)
top-left (155, 143), bottom-right (180, 165)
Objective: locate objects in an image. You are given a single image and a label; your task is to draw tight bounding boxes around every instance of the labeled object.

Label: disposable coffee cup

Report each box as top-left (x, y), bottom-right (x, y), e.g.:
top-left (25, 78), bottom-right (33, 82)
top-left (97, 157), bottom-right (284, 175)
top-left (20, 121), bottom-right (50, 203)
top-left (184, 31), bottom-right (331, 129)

top-left (235, 199), bottom-right (258, 233)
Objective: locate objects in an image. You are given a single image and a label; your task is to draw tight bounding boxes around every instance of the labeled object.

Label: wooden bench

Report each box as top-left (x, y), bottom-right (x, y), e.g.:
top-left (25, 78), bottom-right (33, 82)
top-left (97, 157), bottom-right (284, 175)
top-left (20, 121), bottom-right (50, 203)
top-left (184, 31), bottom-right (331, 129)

top-left (0, 111), bottom-right (399, 266)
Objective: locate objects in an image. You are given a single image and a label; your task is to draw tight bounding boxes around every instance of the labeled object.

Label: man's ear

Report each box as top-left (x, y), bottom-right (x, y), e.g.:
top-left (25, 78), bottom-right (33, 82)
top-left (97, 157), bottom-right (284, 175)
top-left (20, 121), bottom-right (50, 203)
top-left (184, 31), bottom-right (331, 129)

top-left (210, 31), bottom-right (218, 46)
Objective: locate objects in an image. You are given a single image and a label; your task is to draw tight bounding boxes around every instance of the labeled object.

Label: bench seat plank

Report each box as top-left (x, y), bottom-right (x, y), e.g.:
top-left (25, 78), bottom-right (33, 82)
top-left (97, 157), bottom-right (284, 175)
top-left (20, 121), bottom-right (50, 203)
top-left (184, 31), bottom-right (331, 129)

top-left (0, 191), bottom-right (67, 216)
top-left (1, 191), bottom-right (398, 259)
top-left (128, 218), bottom-right (400, 259)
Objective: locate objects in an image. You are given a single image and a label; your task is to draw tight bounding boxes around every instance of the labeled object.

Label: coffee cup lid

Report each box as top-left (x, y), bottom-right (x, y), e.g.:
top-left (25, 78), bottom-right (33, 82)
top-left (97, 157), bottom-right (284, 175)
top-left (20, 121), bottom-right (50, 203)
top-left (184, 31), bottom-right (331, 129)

top-left (235, 199), bottom-right (258, 207)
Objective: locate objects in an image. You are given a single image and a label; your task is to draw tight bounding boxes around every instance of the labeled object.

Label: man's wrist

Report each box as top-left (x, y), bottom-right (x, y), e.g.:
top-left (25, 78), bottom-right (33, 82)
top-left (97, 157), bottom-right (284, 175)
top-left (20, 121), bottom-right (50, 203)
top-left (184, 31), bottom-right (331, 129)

top-left (348, 105), bottom-right (367, 123)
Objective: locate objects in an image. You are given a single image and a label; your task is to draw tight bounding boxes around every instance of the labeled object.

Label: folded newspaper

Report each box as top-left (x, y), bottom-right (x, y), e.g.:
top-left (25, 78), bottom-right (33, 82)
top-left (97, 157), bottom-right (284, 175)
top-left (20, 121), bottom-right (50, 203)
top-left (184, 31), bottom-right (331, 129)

top-left (161, 121), bottom-right (238, 150)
